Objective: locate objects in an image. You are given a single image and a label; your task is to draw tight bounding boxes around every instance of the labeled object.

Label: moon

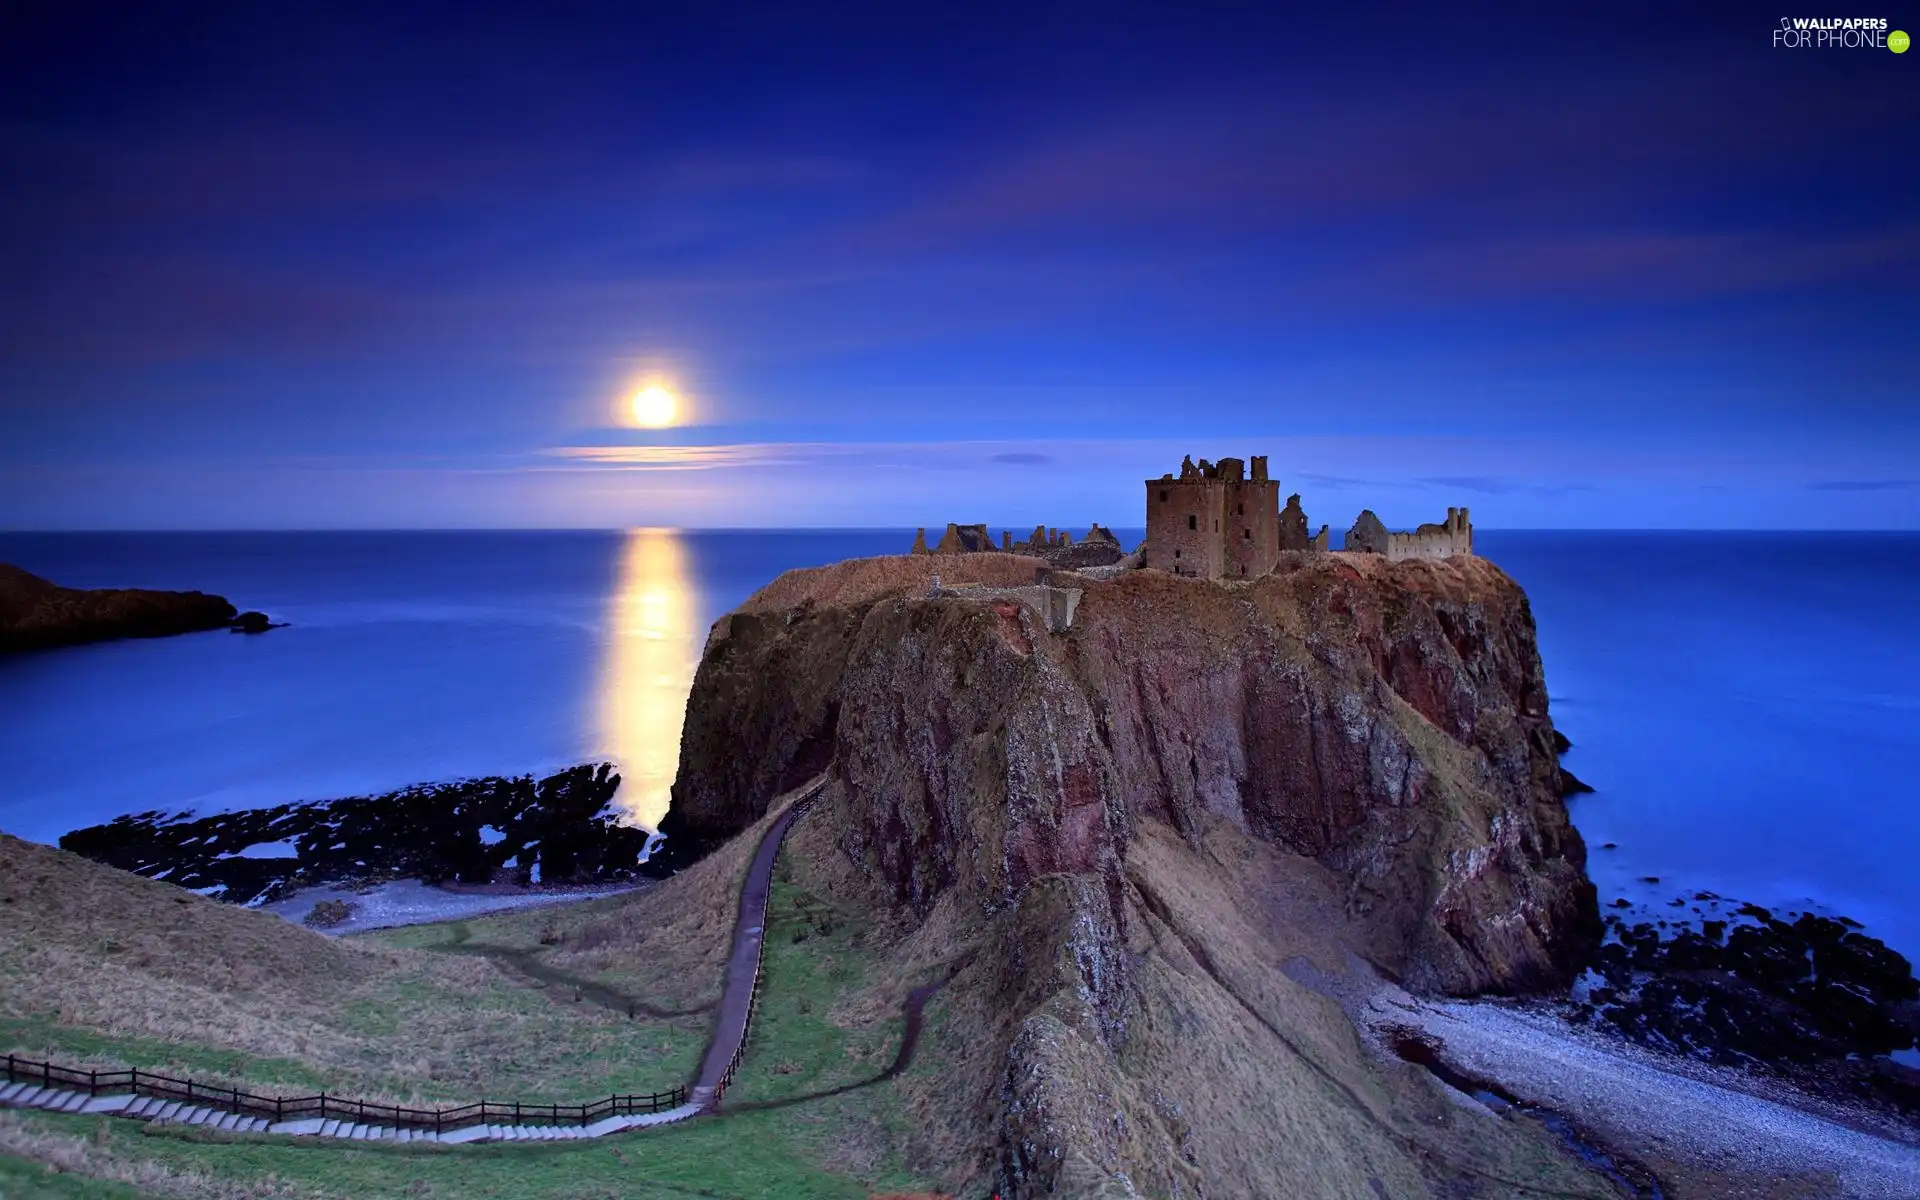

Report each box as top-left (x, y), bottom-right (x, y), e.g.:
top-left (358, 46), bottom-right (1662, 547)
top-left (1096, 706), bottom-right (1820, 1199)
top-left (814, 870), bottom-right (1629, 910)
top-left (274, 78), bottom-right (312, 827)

top-left (630, 384), bottom-right (678, 428)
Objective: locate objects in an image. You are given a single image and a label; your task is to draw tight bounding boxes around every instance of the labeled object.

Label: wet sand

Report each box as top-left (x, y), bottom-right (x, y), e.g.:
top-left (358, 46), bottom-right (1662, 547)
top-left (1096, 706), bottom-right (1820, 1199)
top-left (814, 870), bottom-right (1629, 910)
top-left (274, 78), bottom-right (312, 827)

top-left (260, 877), bottom-right (645, 936)
top-left (1359, 978), bottom-right (1920, 1198)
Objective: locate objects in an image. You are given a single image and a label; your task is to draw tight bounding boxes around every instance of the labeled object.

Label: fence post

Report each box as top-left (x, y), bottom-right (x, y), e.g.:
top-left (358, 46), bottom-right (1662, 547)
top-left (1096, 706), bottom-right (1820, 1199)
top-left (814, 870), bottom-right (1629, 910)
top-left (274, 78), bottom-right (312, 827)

top-left (89, 1070), bottom-right (97, 1096)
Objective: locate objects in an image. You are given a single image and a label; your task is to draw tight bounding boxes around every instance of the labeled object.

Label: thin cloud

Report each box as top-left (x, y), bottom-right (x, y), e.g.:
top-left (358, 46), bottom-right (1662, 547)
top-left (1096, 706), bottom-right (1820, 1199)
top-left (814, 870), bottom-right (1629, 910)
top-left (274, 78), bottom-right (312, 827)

top-left (1808, 480), bottom-right (1918, 492)
top-left (1418, 475), bottom-right (1518, 494)
top-left (991, 452), bottom-right (1051, 465)
top-left (1296, 472), bottom-right (1375, 489)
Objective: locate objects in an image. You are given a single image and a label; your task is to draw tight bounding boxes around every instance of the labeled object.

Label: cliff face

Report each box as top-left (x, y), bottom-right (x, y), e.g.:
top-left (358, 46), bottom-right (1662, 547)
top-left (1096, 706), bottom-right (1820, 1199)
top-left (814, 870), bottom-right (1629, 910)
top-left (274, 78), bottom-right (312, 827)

top-left (669, 551), bottom-right (1602, 1196)
top-left (0, 564), bottom-right (238, 653)
top-left (674, 552), bottom-right (1594, 996)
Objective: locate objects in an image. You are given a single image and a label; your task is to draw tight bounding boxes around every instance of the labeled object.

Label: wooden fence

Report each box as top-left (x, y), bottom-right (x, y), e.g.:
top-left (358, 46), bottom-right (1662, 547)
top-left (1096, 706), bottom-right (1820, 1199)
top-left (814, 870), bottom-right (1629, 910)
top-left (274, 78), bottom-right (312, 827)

top-left (1, 1054), bottom-right (684, 1133)
top-left (710, 790), bottom-right (820, 1103)
top-left (6, 785), bottom-right (829, 1131)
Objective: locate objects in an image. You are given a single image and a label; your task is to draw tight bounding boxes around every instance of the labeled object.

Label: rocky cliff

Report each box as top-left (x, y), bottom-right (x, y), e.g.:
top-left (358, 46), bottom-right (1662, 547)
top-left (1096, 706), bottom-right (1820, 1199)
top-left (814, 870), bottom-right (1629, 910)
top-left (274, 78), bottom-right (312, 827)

top-left (667, 550), bottom-right (1604, 1196)
top-left (0, 563), bottom-right (239, 653)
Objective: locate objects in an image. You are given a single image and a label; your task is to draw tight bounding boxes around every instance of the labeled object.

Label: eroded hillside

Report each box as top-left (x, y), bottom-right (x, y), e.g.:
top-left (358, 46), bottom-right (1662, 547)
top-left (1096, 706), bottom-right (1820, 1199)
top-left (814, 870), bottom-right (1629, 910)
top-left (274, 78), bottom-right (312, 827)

top-left (666, 551), bottom-right (1606, 1196)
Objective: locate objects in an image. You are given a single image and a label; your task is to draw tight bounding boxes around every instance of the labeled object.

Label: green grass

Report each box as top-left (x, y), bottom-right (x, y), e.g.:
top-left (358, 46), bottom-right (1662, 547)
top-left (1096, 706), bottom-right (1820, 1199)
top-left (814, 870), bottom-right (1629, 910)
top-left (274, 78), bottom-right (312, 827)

top-left (1, 847), bottom-right (946, 1199)
top-left (0, 1017), bottom-right (334, 1094)
top-left (4, 948), bottom-right (708, 1108)
top-left (0, 1151), bottom-right (155, 1199)
top-left (7, 1105), bottom-right (905, 1200)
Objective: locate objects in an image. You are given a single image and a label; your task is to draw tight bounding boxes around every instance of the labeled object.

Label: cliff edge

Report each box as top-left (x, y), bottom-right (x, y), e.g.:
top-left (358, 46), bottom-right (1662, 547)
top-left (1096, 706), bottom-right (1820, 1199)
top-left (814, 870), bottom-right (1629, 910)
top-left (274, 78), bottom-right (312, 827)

top-left (673, 551), bottom-right (1596, 995)
top-left (665, 551), bottom-right (1604, 1196)
top-left (0, 563), bottom-right (239, 653)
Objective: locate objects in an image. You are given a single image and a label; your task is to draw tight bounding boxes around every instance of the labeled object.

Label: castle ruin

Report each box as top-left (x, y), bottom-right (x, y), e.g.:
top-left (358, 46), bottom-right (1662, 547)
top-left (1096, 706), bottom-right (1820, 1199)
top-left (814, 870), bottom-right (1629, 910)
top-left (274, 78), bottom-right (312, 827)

top-left (1143, 455), bottom-right (1282, 578)
top-left (909, 521), bottom-right (1126, 569)
top-left (1144, 454), bottom-right (1472, 579)
top-left (1344, 506), bottom-right (1473, 560)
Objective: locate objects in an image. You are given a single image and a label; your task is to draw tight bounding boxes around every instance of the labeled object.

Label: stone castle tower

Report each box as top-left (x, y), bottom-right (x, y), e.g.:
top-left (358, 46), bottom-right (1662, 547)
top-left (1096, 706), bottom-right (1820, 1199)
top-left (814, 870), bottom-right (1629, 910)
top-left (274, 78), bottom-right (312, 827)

top-left (1143, 454), bottom-right (1281, 578)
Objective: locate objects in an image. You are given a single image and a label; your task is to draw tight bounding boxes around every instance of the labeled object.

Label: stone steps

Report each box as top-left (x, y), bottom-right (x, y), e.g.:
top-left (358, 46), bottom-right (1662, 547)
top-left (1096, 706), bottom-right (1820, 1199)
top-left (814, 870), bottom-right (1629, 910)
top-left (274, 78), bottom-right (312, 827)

top-left (4, 1080), bottom-right (704, 1144)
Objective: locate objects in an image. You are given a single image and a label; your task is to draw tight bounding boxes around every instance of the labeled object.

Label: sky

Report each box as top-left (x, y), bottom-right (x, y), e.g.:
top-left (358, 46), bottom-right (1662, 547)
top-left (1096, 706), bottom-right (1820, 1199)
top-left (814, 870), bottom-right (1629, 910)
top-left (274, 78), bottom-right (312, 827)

top-left (2, 1), bottom-right (1916, 530)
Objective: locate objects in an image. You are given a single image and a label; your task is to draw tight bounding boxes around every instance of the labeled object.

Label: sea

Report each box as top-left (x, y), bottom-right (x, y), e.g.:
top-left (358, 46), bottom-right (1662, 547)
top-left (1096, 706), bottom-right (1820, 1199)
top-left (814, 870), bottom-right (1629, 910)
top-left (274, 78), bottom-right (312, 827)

top-left (2, 530), bottom-right (1915, 963)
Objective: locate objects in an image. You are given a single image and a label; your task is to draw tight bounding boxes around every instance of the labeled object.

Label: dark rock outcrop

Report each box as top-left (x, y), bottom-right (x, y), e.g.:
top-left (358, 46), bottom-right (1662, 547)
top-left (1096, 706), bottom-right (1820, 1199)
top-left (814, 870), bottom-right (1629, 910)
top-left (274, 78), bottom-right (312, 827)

top-left (0, 564), bottom-right (238, 653)
top-left (229, 610), bottom-right (287, 635)
top-left (1578, 909), bottom-right (1920, 1116)
top-left (61, 763), bottom-right (653, 904)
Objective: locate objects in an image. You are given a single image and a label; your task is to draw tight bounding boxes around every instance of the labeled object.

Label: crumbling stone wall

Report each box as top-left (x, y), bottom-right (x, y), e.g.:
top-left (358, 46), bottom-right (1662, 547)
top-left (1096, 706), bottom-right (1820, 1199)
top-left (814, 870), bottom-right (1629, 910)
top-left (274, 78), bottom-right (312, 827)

top-left (934, 523), bottom-right (995, 554)
top-left (1278, 494), bottom-right (1311, 552)
top-left (1343, 507), bottom-right (1473, 560)
top-left (1344, 510), bottom-right (1390, 554)
top-left (908, 521), bottom-right (1126, 569)
top-left (1386, 507), bottom-right (1474, 560)
top-left (929, 580), bottom-right (1083, 633)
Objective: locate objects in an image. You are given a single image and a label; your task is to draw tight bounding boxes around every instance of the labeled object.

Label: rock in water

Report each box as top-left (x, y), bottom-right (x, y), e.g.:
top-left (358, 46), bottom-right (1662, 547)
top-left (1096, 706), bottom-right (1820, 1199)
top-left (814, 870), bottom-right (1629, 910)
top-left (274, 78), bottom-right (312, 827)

top-left (61, 762), bottom-right (649, 903)
top-left (229, 610), bottom-right (286, 634)
top-left (0, 563), bottom-right (238, 653)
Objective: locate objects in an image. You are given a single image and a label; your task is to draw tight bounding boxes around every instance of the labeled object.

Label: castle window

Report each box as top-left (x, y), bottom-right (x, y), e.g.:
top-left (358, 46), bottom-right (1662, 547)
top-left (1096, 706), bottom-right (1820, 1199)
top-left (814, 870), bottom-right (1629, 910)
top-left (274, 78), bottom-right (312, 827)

top-left (1159, 490), bottom-right (1168, 502)
top-left (1173, 549), bottom-right (1181, 559)
top-left (1214, 520), bottom-right (1219, 532)
top-left (1187, 515), bottom-right (1196, 530)
top-left (1243, 528), bottom-right (1251, 539)
top-left (1237, 503), bottom-right (1244, 515)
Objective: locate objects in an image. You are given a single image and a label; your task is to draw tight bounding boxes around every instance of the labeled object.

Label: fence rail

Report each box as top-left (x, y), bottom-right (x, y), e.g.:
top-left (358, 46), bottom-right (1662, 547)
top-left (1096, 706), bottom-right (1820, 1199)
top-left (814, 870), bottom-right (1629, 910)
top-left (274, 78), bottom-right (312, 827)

top-left (710, 790), bottom-right (819, 1103)
top-left (5, 783), bottom-right (828, 1135)
top-left (1, 1054), bottom-right (684, 1133)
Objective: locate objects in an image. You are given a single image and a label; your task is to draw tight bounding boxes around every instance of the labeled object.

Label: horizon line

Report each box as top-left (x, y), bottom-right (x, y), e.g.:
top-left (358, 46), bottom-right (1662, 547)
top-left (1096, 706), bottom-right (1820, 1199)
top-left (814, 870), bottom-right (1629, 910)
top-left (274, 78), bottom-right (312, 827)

top-left (5, 526), bottom-right (1920, 536)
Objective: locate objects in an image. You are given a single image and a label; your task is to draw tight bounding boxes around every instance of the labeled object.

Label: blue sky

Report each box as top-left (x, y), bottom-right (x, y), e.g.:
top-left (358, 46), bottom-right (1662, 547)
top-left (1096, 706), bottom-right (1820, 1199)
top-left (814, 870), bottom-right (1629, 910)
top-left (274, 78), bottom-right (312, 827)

top-left (2, 1), bottom-right (1915, 529)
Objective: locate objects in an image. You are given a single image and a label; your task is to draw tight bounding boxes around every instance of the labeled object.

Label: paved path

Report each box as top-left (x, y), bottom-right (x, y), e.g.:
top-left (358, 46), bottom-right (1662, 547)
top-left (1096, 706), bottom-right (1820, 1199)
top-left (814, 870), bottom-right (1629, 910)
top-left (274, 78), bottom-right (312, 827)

top-left (0, 776), bottom-right (828, 1145)
top-left (689, 778), bottom-right (824, 1110)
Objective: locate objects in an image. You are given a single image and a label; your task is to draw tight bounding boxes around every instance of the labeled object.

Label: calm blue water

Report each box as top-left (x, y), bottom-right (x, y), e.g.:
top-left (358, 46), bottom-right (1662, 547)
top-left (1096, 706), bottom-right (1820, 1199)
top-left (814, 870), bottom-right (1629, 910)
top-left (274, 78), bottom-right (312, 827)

top-left (1, 530), bottom-right (1915, 960)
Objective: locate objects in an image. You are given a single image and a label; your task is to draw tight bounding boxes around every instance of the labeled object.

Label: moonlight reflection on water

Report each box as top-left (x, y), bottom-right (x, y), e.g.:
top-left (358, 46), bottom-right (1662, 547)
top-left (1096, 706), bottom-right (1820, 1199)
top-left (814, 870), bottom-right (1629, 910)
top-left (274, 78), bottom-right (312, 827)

top-left (600, 528), bottom-right (702, 830)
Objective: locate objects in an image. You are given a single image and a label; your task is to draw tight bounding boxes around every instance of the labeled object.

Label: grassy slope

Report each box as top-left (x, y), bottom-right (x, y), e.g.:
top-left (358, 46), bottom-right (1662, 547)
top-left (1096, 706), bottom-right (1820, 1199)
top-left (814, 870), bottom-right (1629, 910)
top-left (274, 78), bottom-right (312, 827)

top-left (0, 833), bottom-right (705, 1105)
top-left (0, 821), bottom-right (942, 1199)
top-left (2, 802), bottom-right (1616, 1199)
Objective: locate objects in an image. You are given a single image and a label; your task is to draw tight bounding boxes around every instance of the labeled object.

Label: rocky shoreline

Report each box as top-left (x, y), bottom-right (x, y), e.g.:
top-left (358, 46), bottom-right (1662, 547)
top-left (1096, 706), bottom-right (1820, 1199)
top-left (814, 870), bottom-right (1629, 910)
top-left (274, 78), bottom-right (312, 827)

top-left (1568, 902), bottom-right (1920, 1122)
top-left (1547, 732), bottom-right (1919, 1121)
top-left (59, 762), bottom-right (661, 905)
top-left (0, 562), bottom-right (280, 652)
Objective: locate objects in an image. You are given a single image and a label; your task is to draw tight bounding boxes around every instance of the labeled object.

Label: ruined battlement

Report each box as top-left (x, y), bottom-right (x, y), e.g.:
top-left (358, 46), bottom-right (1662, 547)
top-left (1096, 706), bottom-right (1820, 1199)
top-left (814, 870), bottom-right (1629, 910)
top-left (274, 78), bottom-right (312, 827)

top-left (1345, 506), bottom-right (1474, 561)
top-left (1147, 454), bottom-right (1473, 579)
top-left (908, 521), bottom-right (1125, 568)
